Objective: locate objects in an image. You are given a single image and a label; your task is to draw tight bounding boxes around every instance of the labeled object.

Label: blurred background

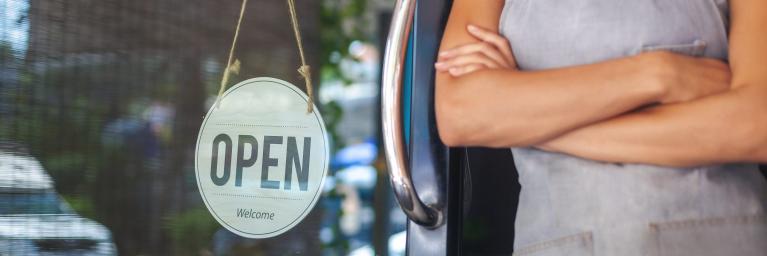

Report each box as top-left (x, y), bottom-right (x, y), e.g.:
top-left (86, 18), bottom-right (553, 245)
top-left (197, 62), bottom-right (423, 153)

top-left (0, 0), bottom-right (404, 255)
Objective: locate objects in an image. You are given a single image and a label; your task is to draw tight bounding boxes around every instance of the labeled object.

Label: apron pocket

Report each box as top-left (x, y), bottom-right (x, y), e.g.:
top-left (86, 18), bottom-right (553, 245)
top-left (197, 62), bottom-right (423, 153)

top-left (513, 231), bottom-right (594, 256)
top-left (650, 214), bottom-right (767, 256)
top-left (635, 39), bottom-right (708, 57)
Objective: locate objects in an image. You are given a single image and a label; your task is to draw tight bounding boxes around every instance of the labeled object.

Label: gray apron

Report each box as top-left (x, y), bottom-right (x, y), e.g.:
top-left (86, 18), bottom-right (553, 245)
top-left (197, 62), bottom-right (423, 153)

top-left (499, 0), bottom-right (767, 255)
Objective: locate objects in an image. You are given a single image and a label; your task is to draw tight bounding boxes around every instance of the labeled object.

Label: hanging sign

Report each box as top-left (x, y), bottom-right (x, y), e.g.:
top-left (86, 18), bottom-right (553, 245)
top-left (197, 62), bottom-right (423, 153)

top-left (195, 77), bottom-right (329, 238)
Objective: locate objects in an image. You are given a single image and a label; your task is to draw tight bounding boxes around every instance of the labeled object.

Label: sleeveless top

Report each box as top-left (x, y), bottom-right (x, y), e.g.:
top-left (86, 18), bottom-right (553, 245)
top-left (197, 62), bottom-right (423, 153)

top-left (498, 1), bottom-right (767, 255)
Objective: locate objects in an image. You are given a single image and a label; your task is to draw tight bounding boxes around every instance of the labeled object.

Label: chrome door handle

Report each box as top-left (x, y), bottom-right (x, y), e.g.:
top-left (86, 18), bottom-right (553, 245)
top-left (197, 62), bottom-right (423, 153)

top-left (381, 0), bottom-right (443, 228)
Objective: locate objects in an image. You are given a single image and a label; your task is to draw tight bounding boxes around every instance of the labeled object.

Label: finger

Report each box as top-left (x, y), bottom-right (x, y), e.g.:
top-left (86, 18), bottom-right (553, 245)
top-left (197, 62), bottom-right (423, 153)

top-left (467, 24), bottom-right (515, 65)
top-left (439, 42), bottom-right (510, 68)
top-left (674, 55), bottom-right (729, 83)
top-left (449, 64), bottom-right (486, 77)
top-left (440, 53), bottom-right (501, 70)
top-left (700, 58), bottom-right (729, 71)
top-left (689, 57), bottom-right (731, 82)
top-left (699, 75), bottom-right (731, 94)
top-left (691, 64), bottom-right (731, 93)
top-left (697, 71), bottom-right (729, 91)
top-left (439, 43), bottom-right (508, 67)
top-left (703, 65), bottom-right (732, 85)
top-left (435, 61), bottom-right (450, 71)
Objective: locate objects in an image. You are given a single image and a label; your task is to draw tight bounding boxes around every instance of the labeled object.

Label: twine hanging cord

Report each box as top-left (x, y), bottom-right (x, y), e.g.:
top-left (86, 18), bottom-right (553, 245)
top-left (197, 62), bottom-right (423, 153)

top-left (287, 0), bottom-right (314, 113)
top-left (215, 0), bottom-right (315, 113)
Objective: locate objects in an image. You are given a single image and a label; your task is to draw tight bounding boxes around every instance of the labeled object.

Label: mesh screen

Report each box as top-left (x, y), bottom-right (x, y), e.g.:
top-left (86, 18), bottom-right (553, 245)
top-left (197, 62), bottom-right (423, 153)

top-left (0, 0), bottom-right (330, 254)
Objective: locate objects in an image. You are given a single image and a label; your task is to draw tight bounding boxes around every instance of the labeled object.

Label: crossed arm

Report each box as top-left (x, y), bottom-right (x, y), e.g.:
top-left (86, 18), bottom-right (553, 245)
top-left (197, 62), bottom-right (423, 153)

top-left (435, 0), bottom-right (767, 167)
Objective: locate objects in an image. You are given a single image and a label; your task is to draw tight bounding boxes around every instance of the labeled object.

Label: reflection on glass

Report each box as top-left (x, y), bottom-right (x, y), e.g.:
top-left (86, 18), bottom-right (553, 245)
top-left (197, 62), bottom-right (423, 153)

top-left (0, 149), bottom-right (116, 255)
top-left (1, 0), bottom-right (403, 254)
top-left (0, 192), bottom-right (67, 215)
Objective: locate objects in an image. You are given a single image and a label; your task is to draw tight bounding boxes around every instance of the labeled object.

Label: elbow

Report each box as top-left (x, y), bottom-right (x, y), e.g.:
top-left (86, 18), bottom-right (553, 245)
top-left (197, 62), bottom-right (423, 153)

top-left (742, 112), bottom-right (767, 163)
top-left (435, 83), bottom-right (470, 147)
top-left (437, 115), bottom-right (473, 147)
top-left (434, 89), bottom-right (540, 148)
top-left (433, 73), bottom-right (547, 148)
top-left (437, 124), bottom-right (464, 147)
top-left (754, 96), bottom-right (767, 163)
top-left (730, 91), bottom-right (767, 163)
top-left (739, 124), bottom-right (767, 163)
top-left (435, 75), bottom-right (486, 147)
top-left (755, 146), bottom-right (767, 164)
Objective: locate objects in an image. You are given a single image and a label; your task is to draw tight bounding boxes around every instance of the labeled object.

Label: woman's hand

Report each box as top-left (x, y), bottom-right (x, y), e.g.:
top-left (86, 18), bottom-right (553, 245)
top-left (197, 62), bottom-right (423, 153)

top-left (435, 24), bottom-right (516, 76)
top-left (639, 51), bottom-right (732, 104)
top-left (434, 1), bottom-right (740, 149)
top-left (436, 25), bottom-right (731, 103)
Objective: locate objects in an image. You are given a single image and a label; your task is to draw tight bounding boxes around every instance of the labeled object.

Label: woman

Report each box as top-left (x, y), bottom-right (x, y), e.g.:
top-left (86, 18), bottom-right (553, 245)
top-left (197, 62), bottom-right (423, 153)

top-left (434, 0), bottom-right (767, 255)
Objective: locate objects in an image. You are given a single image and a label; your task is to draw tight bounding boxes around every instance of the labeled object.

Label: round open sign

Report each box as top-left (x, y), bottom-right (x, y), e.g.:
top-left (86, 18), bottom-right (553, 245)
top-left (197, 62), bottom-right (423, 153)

top-left (195, 77), bottom-right (329, 238)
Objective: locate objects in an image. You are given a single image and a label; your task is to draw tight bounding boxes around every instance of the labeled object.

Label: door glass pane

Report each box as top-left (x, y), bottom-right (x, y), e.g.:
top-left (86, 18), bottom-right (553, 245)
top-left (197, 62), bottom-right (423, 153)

top-left (0, 0), bottom-right (405, 255)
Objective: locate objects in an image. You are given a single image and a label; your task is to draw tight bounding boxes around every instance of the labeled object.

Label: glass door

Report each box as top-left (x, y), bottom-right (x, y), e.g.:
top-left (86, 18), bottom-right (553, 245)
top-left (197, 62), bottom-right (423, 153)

top-left (0, 0), bottom-right (406, 255)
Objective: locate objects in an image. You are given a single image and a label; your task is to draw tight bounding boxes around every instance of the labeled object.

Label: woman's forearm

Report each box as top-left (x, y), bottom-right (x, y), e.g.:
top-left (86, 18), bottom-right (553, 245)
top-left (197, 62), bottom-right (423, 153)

top-left (436, 54), bottom-right (665, 147)
top-left (536, 0), bottom-right (767, 167)
top-left (537, 85), bottom-right (767, 167)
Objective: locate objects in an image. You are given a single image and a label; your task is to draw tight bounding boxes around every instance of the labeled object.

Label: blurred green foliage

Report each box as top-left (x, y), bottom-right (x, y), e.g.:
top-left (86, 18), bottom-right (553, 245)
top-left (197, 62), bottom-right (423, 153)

top-left (320, 0), bottom-right (368, 86)
top-left (61, 195), bottom-right (96, 219)
top-left (165, 207), bottom-right (220, 256)
top-left (318, 1), bottom-right (377, 254)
